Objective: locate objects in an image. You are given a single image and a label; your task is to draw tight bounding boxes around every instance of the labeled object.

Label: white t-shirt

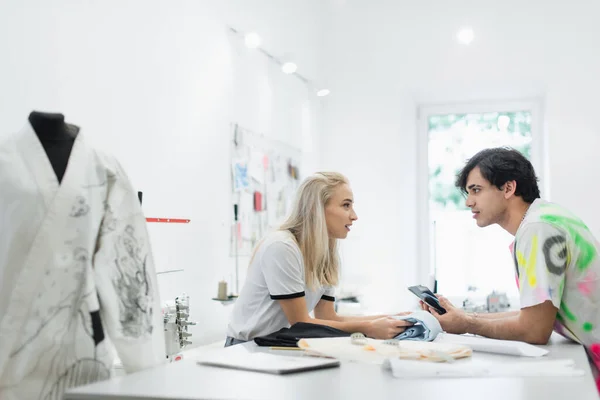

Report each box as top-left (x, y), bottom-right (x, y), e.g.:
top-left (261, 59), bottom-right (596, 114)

top-left (227, 230), bottom-right (336, 341)
top-left (512, 199), bottom-right (600, 380)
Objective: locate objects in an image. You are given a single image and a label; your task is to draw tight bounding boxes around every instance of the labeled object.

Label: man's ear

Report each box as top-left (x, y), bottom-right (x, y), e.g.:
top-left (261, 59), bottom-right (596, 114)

top-left (503, 180), bottom-right (517, 199)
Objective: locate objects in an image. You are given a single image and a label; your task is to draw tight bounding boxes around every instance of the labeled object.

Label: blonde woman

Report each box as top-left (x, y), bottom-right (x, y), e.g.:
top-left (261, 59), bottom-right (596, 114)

top-left (225, 172), bottom-right (411, 346)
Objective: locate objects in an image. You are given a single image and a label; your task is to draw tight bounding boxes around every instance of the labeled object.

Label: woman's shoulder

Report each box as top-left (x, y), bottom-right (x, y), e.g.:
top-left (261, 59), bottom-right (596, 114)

top-left (262, 230), bottom-right (298, 247)
top-left (258, 230), bottom-right (301, 256)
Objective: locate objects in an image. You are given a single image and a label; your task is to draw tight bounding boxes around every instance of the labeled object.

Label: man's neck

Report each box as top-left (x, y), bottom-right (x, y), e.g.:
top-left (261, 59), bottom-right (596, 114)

top-left (500, 200), bottom-right (533, 236)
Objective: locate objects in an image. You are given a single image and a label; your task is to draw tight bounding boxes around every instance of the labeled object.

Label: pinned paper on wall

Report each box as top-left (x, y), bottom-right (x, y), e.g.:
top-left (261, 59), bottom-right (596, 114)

top-left (230, 124), bottom-right (302, 257)
top-left (239, 191), bottom-right (254, 240)
top-left (230, 221), bottom-right (253, 255)
top-left (232, 159), bottom-right (249, 191)
top-left (266, 189), bottom-right (277, 224)
top-left (278, 190), bottom-right (290, 220)
top-left (272, 155), bottom-right (287, 184)
top-left (254, 191), bottom-right (264, 211)
top-left (287, 161), bottom-right (300, 180)
top-left (249, 150), bottom-right (266, 184)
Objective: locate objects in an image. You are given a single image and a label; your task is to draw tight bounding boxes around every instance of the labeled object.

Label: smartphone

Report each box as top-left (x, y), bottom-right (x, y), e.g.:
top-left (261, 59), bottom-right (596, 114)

top-left (408, 285), bottom-right (447, 315)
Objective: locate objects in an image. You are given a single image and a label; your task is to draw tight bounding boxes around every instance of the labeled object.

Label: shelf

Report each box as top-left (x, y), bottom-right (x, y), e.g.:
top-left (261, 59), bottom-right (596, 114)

top-left (211, 295), bottom-right (238, 305)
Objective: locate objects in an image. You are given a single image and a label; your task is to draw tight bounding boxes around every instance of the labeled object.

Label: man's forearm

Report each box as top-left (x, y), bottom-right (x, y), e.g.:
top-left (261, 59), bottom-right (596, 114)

top-left (469, 310), bottom-right (519, 320)
top-left (466, 315), bottom-right (548, 344)
top-left (466, 315), bottom-right (526, 340)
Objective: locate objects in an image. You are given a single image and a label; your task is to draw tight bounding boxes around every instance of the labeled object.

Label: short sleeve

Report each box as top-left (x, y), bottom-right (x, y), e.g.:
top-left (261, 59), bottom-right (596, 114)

top-left (261, 240), bottom-right (305, 300)
top-left (321, 286), bottom-right (336, 302)
top-left (515, 222), bottom-right (567, 310)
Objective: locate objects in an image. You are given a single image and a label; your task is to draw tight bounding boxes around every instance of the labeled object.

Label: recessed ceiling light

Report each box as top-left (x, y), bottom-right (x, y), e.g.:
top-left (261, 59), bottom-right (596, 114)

top-left (316, 89), bottom-right (330, 97)
top-left (457, 27), bottom-right (474, 45)
top-left (281, 62), bottom-right (297, 74)
top-left (244, 32), bottom-right (261, 49)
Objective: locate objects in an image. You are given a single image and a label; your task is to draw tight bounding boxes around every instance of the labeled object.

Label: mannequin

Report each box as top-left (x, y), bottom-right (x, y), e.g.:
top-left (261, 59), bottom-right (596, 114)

top-left (28, 111), bottom-right (79, 183)
top-left (0, 112), bottom-right (165, 399)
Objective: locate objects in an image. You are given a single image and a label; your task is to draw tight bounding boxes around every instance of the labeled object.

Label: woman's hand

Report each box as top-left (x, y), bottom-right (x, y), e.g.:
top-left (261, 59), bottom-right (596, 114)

top-left (364, 317), bottom-right (412, 339)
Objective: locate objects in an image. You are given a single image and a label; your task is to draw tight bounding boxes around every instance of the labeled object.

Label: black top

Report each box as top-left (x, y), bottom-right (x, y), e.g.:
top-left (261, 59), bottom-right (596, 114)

top-left (253, 322), bottom-right (350, 347)
top-left (28, 111), bottom-right (79, 183)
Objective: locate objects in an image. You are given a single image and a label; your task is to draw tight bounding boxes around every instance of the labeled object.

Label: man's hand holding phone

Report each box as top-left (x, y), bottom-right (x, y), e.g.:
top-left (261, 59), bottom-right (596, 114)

top-left (418, 293), bottom-right (472, 335)
top-left (407, 285), bottom-right (447, 315)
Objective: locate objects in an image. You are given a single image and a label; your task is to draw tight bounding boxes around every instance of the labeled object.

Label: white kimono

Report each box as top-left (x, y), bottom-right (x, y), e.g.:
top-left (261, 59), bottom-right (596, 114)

top-left (0, 123), bottom-right (166, 400)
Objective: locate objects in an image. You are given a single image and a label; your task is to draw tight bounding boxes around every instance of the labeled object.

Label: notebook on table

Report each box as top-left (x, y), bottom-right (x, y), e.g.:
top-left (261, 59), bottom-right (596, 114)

top-left (197, 352), bottom-right (340, 375)
top-left (434, 333), bottom-right (549, 357)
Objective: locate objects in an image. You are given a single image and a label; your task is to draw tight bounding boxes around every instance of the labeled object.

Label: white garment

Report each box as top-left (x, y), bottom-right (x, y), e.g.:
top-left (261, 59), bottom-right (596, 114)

top-left (0, 123), bottom-right (166, 400)
top-left (227, 230), bottom-right (335, 341)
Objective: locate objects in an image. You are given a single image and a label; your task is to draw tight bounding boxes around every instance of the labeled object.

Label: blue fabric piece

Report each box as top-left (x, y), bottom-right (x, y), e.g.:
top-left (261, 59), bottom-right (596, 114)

top-left (224, 336), bottom-right (247, 347)
top-left (392, 310), bottom-right (442, 342)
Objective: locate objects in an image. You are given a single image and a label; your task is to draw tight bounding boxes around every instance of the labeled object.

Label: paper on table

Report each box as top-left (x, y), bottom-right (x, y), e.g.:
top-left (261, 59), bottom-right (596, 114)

top-left (298, 337), bottom-right (471, 364)
top-left (197, 352), bottom-right (340, 375)
top-left (383, 358), bottom-right (584, 379)
top-left (434, 333), bottom-right (549, 357)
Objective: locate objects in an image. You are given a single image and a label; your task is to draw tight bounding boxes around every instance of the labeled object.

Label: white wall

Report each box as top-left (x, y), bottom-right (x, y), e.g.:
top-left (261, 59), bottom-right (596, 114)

top-left (0, 0), bottom-right (324, 345)
top-left (4, 0), bottom-right (598, 343)
top-left (320, 0), bottom-right (600, 310)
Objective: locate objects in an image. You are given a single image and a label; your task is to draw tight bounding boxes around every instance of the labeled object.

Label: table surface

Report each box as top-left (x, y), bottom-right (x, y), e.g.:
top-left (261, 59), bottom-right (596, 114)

top-left (65, 333), bottom-right (599, 400)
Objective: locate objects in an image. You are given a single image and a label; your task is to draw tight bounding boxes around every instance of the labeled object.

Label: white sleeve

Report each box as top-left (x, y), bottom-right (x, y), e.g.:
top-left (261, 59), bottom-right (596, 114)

top-left (92, 159), bottom-right (166, 373)
top-left (321, 286), bottom-right (336, 302)
top-left (261, 240), bottom-right (306, 299)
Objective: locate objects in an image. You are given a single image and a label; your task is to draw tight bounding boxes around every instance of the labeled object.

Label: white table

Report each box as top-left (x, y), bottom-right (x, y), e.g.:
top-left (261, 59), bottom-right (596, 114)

top-left (65, 334), bottom-right (599, 400)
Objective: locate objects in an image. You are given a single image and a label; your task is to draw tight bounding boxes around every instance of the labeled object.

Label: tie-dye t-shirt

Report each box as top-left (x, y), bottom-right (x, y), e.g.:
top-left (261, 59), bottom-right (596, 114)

top-left (513, 199), bottom-right (600, 389)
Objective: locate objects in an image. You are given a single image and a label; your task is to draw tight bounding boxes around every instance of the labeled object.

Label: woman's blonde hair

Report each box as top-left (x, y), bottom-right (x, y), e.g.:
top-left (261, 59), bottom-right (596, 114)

top-left (279, 172), bottom-right (349, 289)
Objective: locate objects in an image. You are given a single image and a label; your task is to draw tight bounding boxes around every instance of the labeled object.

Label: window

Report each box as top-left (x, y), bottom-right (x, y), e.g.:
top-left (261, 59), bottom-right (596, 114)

top-left (417, 101), bottom-right (545, 305)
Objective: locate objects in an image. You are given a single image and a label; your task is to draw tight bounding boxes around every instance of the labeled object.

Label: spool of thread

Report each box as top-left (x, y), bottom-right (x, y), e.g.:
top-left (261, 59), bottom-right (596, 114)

top-left (217, 281), bottom-right (228, 300)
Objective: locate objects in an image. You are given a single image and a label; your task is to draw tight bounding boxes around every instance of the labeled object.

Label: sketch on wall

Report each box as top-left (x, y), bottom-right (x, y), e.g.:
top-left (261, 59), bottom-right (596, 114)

top-left (230, 123), bottom-right (301, 257)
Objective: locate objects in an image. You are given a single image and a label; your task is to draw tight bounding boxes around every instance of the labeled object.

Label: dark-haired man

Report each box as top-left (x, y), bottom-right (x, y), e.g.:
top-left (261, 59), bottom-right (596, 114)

top-left (422, 148), bottom-right (599, 389)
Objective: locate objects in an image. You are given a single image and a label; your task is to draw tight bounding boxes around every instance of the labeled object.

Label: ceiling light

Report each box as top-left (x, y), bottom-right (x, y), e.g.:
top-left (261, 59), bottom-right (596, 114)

top-left (281, 62), bottom-right (297, 74)
top-left (316, 89), bottom-right (330, 97)
top-left (457, 27), bottom-right (474, 45)
top-left (244, 32), bottom-right (261, 49)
